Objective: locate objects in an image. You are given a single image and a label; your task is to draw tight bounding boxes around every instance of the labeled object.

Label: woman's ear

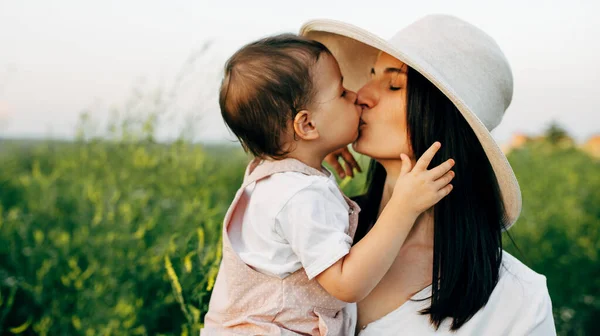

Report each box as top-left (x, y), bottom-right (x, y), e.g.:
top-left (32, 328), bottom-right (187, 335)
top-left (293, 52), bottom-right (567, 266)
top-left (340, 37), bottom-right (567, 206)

top-left (293, 110), bottom-right (320, 140)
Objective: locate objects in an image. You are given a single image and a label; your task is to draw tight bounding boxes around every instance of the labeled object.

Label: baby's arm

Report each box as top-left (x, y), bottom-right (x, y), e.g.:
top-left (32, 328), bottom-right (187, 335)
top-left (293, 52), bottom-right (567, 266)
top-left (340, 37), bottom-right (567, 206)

top-left (316, 142), bottom-right (455, 302)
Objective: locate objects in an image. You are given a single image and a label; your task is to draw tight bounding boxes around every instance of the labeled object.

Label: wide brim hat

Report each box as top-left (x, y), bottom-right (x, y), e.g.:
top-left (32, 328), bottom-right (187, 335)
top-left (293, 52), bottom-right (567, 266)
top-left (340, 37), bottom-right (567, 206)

top-left (300, 15), bottom-right (521, 229)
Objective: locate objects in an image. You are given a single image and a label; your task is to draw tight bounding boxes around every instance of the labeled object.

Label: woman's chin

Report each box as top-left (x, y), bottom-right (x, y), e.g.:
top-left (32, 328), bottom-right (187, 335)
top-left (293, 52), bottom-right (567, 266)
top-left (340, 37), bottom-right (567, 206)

top-left (352, 137), bottom-right (387, 159)
top-left (351, 140), bottom-right (365, 155)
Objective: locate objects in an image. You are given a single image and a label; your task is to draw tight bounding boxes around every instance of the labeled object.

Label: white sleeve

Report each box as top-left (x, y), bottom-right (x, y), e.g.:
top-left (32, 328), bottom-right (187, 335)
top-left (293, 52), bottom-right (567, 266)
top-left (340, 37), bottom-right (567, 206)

top-left (275, 180), bottom-right (352, 280)
top-left (525, 283), bottom-right (557, 335)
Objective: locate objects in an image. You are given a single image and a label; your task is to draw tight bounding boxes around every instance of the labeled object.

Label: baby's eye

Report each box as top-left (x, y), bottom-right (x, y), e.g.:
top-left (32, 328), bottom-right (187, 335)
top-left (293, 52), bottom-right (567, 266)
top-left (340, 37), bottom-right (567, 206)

top-left (389, 86), bottom-right (401, 91)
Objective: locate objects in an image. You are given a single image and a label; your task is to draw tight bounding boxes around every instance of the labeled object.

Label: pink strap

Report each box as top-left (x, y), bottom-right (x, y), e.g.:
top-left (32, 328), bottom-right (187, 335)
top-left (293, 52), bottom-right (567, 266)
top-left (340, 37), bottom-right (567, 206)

top-left (240, 158), bottom-right (330, 189)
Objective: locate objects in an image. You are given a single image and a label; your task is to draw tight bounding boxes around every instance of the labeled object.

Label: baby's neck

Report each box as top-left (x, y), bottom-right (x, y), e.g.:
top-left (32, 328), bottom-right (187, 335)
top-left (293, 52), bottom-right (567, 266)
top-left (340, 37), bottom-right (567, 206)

top-left (283, 148), bottom-right (327, 172)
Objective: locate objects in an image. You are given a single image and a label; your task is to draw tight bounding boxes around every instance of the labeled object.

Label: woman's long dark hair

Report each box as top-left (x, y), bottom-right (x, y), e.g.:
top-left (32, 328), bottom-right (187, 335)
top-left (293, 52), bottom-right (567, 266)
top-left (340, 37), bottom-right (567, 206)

top-left (354, 67), bottom-right (507, 330)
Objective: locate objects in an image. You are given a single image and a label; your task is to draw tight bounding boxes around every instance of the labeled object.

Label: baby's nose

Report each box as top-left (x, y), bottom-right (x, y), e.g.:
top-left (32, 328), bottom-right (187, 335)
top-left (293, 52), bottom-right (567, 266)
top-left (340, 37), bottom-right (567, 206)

top-left (347, 90), bottom-right (358, 102)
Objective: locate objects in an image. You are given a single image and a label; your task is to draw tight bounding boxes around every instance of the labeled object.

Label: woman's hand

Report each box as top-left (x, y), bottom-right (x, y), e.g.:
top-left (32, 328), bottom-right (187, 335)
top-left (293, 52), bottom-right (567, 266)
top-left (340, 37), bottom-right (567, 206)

top-left (393, 142), bottom-right (455, 215)
top-left (324, 146), bottom-right (362, 179)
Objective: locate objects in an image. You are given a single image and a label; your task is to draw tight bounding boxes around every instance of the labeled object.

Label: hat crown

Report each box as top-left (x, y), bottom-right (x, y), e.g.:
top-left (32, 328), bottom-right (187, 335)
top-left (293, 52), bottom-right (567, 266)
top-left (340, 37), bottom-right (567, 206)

top-left (299, 15), bottom-right (522, 227)
top-left (389, 15), bottom-right (513, 131)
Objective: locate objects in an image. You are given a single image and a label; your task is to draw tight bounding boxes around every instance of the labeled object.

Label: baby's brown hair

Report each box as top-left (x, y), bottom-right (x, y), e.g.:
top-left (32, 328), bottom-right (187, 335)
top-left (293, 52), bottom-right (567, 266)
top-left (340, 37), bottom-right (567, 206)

top-left (219, 33), bottom-right (331, 158)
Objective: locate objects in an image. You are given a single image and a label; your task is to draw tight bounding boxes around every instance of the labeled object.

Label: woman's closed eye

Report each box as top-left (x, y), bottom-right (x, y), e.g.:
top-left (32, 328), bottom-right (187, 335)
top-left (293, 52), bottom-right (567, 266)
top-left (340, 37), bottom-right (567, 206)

top-left (389, 73), bottom-right (402, 91)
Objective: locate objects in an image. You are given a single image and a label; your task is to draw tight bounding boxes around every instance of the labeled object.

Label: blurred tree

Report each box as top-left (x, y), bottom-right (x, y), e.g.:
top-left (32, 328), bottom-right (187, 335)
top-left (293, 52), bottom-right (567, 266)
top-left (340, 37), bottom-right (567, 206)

top-left (545, 121), bottom-right (571, 145)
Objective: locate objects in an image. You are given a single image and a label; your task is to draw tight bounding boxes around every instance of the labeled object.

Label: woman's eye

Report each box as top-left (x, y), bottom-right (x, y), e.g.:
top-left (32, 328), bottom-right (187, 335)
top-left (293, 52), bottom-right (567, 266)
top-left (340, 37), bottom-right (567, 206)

top-left (389, 86), bottom-right (401, 91)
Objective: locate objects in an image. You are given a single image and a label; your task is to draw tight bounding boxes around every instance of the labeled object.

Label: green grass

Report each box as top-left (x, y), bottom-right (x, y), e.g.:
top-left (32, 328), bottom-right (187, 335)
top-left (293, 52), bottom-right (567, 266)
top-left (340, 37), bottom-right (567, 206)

top-left (0, 137), bottom-right (598, 335)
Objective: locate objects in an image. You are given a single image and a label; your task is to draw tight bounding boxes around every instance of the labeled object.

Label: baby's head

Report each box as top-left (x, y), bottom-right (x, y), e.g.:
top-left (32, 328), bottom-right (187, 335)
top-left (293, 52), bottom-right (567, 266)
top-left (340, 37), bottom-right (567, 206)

top-left (220, 34), bottom-right (361, 160)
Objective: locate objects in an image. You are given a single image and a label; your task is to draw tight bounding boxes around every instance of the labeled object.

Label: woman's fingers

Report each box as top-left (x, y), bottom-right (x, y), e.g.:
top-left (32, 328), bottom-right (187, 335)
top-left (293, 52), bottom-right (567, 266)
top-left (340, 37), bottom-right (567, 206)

top-left (414, 142), bottom-right (441, 171)
top-left (343, 159), bottom-right (354, 178)
top-left (324, 153), bottom-right (346, 178)
top-left (433, 170), bottom-right (455, 190)
top-left (341, 149), bottom-right (362, 174)
top-left (324, 147), bottom-right (361, 179)
top-left (428, 159), bottom-right (455, 180)
top-left (339, 148), bottom-right (356, 178)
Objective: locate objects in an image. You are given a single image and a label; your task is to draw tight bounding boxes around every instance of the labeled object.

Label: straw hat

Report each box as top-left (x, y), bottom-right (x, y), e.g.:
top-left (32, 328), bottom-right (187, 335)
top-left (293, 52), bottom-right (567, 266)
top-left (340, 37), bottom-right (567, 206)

top-left (300, 15), bottom-right (521, 228)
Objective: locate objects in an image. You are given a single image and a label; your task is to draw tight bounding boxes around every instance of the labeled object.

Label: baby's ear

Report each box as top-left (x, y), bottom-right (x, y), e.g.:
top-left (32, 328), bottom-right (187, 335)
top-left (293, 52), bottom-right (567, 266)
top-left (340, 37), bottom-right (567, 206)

top-left (293, 110), bottom-right (320, 141)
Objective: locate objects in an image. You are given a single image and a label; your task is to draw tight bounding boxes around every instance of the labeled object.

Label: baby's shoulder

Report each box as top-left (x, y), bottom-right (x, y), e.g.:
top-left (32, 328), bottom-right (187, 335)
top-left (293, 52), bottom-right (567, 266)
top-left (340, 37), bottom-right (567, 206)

top-left (250, 172), bottom-right (338, 214)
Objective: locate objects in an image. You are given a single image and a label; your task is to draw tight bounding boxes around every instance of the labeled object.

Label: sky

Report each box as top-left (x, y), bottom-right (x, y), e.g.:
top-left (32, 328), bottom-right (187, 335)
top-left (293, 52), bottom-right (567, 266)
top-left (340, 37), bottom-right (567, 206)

top-left (0, 0), bottom-right (598, 144)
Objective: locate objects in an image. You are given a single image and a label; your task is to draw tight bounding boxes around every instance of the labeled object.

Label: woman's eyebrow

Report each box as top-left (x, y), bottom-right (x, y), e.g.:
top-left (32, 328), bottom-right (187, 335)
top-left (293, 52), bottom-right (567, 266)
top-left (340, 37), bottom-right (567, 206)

top-left (385, 67), bottom-right (403, 74)
top-left (370, 67), bottom-right (403, 75)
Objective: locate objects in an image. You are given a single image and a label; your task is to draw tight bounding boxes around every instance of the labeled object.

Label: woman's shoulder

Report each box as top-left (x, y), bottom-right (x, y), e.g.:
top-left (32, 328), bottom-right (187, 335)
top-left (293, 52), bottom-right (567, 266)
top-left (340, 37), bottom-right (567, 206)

top-left (358, 250), bottom-right (555, 335)
top-left (499, 250), bottom-right (548, 290)
top-left (496, 250), bottom-right (550, 306)
top-left (489, 251), bottom-right (555, 334)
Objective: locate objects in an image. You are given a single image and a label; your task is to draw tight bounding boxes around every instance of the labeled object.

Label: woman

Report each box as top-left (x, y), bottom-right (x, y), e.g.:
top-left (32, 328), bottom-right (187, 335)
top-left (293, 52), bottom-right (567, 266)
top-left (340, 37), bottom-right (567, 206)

top-left (301, 15), bottom-right (556, 335)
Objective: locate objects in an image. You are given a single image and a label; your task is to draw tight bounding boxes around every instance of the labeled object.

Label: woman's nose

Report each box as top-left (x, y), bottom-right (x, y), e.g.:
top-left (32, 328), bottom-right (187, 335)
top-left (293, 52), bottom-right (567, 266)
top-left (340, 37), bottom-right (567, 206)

top-left (356, 83), bottom-right (376, 109)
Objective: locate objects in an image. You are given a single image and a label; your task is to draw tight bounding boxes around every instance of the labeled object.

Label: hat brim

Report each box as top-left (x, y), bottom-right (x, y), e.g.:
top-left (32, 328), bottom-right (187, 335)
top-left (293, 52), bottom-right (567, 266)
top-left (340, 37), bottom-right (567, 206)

top-left (300, 19), bottom-right (521, 229)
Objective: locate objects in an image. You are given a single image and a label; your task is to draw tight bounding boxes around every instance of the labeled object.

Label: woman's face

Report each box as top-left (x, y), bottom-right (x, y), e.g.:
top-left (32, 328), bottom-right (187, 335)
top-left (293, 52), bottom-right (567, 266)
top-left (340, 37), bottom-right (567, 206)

top-left (353, 52), bottom-right (412, 160)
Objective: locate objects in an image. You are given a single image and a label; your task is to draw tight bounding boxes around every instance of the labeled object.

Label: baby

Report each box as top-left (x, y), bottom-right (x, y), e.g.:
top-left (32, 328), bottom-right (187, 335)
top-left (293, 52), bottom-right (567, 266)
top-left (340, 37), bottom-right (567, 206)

top-left (201, 34), bottom-right (455, 335)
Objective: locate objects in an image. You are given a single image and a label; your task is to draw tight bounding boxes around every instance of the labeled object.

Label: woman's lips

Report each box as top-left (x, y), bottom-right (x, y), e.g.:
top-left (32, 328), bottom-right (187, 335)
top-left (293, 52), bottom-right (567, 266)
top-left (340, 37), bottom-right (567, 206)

top-left (359, 119), bottom-right (366, 128)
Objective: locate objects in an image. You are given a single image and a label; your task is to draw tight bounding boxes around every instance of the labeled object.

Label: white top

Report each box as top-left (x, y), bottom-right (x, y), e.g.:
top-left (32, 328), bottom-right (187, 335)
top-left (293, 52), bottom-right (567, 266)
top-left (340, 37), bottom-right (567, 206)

top-left (228, 170), bottom-right (353, 280)
top-left (359, 251), bottom-right (556, 335)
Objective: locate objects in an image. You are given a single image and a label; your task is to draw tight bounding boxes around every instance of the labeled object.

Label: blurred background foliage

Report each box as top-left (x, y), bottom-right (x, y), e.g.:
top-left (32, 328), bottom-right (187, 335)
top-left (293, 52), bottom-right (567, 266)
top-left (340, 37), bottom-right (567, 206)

top-left (0, 116), bottom-right (598, 335)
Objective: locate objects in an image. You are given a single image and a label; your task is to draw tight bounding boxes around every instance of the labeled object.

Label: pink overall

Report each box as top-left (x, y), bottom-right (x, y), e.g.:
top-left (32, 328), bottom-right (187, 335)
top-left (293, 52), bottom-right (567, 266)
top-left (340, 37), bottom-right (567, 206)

top-left (202, 158), bottom-right (360, 335)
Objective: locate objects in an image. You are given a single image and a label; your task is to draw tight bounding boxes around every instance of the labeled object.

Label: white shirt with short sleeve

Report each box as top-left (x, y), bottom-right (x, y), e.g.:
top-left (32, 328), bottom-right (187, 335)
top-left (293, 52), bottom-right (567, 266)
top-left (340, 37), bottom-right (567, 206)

top-left (358, 251), bottom-right (556, 335)
top-left (228, 169), bottom-right (353, 280)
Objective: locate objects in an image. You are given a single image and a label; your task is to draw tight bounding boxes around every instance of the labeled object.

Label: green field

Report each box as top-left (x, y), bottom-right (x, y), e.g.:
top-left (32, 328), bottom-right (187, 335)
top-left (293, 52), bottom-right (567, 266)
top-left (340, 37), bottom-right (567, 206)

top-left (0, 134), bottom-right (598, 335)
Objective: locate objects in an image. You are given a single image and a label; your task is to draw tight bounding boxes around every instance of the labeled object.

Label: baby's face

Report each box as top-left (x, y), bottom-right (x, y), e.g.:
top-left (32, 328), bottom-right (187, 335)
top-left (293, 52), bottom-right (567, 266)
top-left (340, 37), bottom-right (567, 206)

top-left (309, 53), bottom-right (362, 152)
